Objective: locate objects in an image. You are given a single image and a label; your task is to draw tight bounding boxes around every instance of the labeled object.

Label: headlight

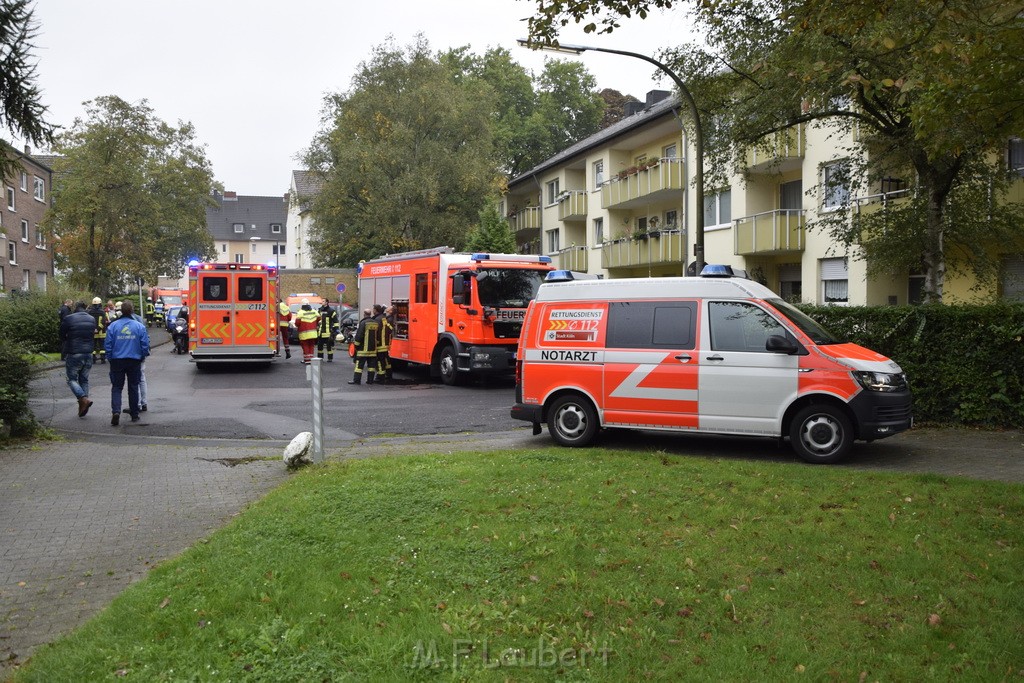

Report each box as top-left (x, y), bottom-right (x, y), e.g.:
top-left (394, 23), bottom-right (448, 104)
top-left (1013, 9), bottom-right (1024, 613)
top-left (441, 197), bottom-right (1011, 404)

top-left (853, 371), bottom-right (907, 392)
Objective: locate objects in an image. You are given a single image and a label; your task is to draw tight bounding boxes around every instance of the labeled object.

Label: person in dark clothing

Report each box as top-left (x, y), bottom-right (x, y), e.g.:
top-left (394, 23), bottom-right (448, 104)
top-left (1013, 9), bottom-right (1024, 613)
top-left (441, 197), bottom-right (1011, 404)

top-left (348, 308), bottom-right (379, 385)
top-left (58, 301), bottom-right (98, 417)
top-left (58, 299), bottom-right (73, 322)
top-left (316, 301), bottom-right (340, 362)
top-left (87, 297), bottom-right (108, 363)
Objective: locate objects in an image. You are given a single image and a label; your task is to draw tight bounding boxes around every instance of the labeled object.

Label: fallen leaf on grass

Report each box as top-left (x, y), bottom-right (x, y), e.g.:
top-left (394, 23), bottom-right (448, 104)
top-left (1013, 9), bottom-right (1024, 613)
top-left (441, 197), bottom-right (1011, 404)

top-left (158, 597), bottom-right (170, 609)
top-left (653, 598), bottom-right (665, 607)
top-left (927, 614), bottom-right (942, 627)
top-left (677, 607), bottom-right (693, 617)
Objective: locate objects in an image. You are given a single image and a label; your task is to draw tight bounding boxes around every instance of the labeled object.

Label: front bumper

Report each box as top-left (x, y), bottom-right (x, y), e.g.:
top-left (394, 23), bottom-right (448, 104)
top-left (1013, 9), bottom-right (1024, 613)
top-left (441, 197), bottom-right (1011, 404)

top-left (849, 389), bottom-right (913, 441)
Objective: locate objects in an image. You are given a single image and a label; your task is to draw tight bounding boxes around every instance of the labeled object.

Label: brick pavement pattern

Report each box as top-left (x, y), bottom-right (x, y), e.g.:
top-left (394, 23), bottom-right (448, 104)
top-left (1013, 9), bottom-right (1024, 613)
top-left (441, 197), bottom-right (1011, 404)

top-left (0, 441), bottom-right (287, 670)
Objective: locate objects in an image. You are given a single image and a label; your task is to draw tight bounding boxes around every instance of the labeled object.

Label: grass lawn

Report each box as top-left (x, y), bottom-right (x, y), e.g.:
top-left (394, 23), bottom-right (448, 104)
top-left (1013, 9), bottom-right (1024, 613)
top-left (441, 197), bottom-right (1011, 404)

top-left (12, 449), bottom-right (1023, 681)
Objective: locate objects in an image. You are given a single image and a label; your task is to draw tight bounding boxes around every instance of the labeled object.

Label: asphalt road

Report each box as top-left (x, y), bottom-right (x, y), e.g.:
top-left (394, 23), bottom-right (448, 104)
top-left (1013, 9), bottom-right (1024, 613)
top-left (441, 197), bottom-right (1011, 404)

top-left (29, 329), bottom-right (520, 445)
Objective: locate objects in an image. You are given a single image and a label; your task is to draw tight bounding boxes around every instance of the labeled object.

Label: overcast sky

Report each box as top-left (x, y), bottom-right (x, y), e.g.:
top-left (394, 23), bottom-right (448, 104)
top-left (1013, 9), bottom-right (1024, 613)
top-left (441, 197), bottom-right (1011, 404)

top-left (26, 1), bottom-right (696, 197)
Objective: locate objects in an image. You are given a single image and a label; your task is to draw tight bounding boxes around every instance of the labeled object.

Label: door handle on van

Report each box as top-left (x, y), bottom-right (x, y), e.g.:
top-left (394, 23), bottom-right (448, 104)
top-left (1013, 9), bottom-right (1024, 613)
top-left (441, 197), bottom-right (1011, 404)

top-left (706, 354), bottom-right (725, 361)
top-left (674, 354), bottom-right (692, 363)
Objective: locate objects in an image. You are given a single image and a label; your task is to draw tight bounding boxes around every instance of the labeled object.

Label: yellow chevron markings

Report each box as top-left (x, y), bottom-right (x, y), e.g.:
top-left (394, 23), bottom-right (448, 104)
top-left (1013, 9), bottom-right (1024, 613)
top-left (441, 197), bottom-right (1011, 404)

top-left (548, 320), bottom-right (568, 330)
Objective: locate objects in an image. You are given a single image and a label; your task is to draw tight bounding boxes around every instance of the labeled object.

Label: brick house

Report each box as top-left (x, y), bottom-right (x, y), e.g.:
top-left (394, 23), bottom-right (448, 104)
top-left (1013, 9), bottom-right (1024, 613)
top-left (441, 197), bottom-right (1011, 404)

top-left (1, 148), bottom-right (53, 296)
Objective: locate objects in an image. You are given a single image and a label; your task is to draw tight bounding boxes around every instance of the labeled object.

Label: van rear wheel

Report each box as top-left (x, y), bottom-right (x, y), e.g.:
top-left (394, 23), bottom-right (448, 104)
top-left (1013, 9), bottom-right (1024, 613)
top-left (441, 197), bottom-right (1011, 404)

top-left (548, 394), bottom-right (598, 447)
top-left (790, 404), bottom-right (853, 464)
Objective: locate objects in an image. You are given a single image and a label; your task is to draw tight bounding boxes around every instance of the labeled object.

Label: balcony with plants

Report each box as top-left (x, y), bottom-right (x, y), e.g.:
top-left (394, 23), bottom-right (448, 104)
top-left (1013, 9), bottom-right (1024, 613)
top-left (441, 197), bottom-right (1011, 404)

top-left (734, 209), bottom-right (806, 255)
top-left (745, 124), bottom-right (806, 173)
top-left (506, 205), bottom-right (542, 235)
top-left (600, 157), bottom-right (685, 210)
top-left (602, 218), bottom-right (684, 269)
top-left (556, 190), bottom-right (588, 221)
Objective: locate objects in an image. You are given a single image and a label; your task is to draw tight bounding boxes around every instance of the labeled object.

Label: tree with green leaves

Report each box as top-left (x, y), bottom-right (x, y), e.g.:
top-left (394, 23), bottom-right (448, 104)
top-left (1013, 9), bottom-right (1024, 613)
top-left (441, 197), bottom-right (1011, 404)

top-left (44, 96), bottom-right (216, 297)
top-left (0, 0), bottom-right (56, 179)
top-left (465, 201), bottom-right (518, 253)
top-left (528, 0), bottom-right (1024, 302)
top-left (303, 36), bottom-right (499, 267)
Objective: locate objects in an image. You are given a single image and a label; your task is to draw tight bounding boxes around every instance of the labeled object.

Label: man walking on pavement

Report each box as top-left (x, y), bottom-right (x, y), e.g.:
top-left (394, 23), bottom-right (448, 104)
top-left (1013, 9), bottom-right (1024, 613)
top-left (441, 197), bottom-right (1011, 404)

top-left (104, 301), bottom-right (150, 425)
top-left (58, 301), bottom-right (98, 417)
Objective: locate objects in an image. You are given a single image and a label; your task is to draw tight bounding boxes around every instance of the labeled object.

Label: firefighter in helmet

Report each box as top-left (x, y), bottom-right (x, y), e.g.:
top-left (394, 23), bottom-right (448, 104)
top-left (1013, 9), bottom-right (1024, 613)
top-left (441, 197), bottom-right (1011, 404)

top-left (316, 301), bottom-right (339, 362)
top-left (348, 308), bottom-right (379, 385)
top-left (277, 300), bottom-right (292, 359)
top-left (87, 296), bottom-right (108, 364)
top-left (374, 304), bottom-right (394, 384)
top-left (144, 297), bottom-right (155, 326)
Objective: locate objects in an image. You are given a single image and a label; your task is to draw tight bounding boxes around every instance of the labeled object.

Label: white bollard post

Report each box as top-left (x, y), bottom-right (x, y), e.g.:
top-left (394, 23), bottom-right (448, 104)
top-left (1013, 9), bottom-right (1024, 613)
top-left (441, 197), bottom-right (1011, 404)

top-left (307, 357), bottom-right (325, 463)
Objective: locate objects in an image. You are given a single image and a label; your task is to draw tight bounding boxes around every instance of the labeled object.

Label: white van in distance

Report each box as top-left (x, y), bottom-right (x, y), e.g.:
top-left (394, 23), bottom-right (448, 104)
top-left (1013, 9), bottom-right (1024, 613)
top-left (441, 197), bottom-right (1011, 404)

top-left (511, 269), bottom-right (913, 463)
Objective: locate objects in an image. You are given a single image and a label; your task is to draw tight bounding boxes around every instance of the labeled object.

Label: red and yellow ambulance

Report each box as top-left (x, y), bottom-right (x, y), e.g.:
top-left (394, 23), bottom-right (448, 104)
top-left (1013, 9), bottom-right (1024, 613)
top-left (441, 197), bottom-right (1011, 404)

top-left (187, 262), bottom-right (279, 367)
top-left (511, 269), bottom-right (913, 463)
top-left (358, 247), bottom-right (554, 384)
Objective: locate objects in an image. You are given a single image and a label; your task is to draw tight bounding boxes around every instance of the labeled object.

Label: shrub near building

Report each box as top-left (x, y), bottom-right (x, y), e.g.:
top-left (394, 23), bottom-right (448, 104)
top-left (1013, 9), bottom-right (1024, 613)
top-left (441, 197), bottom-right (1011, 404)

top-left (802, 303), bottom-right (1024, 428)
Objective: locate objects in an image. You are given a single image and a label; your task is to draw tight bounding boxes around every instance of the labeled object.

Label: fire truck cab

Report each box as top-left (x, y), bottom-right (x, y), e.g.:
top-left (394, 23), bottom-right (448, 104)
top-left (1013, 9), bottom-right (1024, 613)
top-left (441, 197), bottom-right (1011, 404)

top-left (187, 262), bottom-right (280, 367)
top-left (358, 247), bottom-right (553, 384)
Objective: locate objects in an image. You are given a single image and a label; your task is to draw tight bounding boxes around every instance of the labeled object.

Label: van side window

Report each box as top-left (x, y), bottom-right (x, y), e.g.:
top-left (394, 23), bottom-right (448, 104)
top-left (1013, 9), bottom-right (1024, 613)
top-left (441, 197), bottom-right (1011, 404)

top-left (238, 277), bottom-right (263, 301)
top-left (709, 301), bottom-right (789, 352)
top-left (607, 301), bottom-right (696, 349)
top-left (203, 276), bottom-right (228, 302)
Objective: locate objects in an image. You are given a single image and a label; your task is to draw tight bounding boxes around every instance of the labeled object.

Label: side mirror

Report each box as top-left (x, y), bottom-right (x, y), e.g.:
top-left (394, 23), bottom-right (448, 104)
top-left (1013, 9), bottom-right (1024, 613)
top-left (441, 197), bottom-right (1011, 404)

top-left (766, 334), bottom-right (800, 354)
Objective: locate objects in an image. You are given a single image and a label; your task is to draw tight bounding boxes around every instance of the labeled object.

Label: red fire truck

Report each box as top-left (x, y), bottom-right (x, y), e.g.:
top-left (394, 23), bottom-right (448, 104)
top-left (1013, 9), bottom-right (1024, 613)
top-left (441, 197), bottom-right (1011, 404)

top-left (358, 247), bottom-right (553, 384)
top-left (188, 262), bottom-right (280, 367)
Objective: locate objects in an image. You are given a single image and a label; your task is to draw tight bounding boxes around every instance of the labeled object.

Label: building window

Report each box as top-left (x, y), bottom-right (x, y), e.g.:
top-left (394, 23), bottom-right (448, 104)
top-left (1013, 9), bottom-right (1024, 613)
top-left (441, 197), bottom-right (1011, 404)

top-left (35, 271), bottom-right (46, 291)
top-left (7, 240), bottom-right (15, 264)
top-left (663, 143), bottom-right (677, 159)
top-left (703, 189), bottom-right (732, 228)
top-left (637, 216), bottom-right (648, 232)
top-left (1009, 139), bottom-right (1024, 176)
top-left (1000, 255), bottom-right (1024, 302)
top-left (19, 172), bottom-right (27, 191)
top-left (0, 265), bottom-right (4, 289)
top-left (35, 225), bottom-right (45, 248)
top-left (273, 244), bottom-right (286, 255)
top-left (546, 179), bottom-right (560, 205)
top-left (821, 257), bottom-right (849, 304)
top-left (221, 243), bottom-right (227, 253)
top-left (271, 223), bottom-right (282, 234)
top-left (778, 263), bottom-right (802, 303)
top-left (251, 242), bottom-right (257, 253)
top-left (593, 160), bottom-right (604, 188)
top-left (33, 176), bottom-right (44, 201)
top-left (250, 223), bottom-right (257, 231)
top-left (546, 229), bottom-right (560, 253)
top-left (593, 217), bottom-right (604, 243)
top-left (21, 269), bottom-right (29, 291)
top-left (665, 210), bottom-right (678, 228)
top-left (822, 161), bottom-right (851, 210)
top-left (234, 253), bottom-right (244, 264)
top-left (20, 219), bottom-right (29, 242)
top-left (6, 186), bottom-right (14, 211)
top-left (233, 223), bottom-right (244, 233)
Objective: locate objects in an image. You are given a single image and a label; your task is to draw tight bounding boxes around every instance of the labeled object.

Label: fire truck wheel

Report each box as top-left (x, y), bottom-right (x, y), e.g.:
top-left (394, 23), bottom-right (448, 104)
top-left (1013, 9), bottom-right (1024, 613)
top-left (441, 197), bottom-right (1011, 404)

top-left (547, 394), bottom-right (598, 447)
top-left (789, 403), bottom-right (853, 464)
top-left (438, 345), bottom-right (462, 386)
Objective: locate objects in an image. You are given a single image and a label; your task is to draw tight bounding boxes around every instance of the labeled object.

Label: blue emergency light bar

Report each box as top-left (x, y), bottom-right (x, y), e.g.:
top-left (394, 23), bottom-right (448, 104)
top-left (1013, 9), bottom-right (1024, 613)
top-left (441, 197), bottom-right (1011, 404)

top-left (470, 253), bottom-right (553, 264)
top-left (545, 270), bottom-right (601, 282)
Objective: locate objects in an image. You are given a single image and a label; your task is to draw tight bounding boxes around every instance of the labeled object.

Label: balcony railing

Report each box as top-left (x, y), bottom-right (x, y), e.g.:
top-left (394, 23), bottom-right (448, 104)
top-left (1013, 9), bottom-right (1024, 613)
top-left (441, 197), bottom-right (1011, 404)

top-left (600, 158), bottom-right (685, 209)
top-left (745, 124), bottom-right (806, 171)
top-left (734, 210), bottom-right (805, 255)
top-left (852, 188), bottom-right (911, 215)
top-left (507, 206), bottom-right (541, 232)
top-left (551, 246), bottom-right (588, 272)
top-left (601, 229), bottom-right (684, 269)
top-left (556, 191), bottom-right (588, 221)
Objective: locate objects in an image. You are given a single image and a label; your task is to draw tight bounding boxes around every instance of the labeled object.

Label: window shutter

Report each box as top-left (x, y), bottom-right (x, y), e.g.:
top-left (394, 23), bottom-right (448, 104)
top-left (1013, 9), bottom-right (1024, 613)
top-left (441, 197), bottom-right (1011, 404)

top-left (820, 257), bottom-right (848, 280)
top-left (778, 263), bottom-right (801, 281)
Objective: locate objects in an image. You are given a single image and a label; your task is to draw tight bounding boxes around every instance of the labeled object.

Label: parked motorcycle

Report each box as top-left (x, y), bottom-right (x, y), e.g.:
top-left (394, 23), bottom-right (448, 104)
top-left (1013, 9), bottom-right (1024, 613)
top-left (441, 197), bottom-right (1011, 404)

top-left (172, 317), bottom-right (188, 354)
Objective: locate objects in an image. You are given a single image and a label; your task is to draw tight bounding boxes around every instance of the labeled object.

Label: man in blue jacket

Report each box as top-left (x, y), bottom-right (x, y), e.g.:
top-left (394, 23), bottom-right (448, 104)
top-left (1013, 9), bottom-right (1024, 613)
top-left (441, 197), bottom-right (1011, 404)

top-left (104, 300), bottom-right (150, 425)
top-left (58, 301), bottom-right (98, 417)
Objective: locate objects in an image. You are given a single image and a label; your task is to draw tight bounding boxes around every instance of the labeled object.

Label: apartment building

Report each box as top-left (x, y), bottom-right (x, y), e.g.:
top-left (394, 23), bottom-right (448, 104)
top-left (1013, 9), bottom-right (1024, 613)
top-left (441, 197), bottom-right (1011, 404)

top-left (205, 190), bottom-right (289, 267)
top-left (503, 91), bottom-right (1024, 305)
top-left (286, 170), bottom-right (323, 269)
top-left (1, 149), bottom-right (53, 296)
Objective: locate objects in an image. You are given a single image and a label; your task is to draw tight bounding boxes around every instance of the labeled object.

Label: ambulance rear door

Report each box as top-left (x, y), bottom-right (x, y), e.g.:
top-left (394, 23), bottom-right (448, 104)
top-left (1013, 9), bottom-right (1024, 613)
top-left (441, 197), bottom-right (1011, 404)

top-left (194, 270), bottom-right (271, 357)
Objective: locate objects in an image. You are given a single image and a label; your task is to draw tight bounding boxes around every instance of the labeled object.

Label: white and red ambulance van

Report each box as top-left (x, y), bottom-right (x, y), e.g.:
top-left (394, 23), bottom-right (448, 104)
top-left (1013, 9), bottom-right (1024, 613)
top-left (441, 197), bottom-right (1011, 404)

top-left (511, 268), bottom-right (912, 463)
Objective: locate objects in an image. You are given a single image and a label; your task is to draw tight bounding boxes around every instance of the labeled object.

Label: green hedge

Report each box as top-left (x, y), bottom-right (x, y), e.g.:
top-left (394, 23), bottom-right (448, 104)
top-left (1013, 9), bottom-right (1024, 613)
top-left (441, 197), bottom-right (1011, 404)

top-left (0, 335), bottom-right (35, 436)
top-left (800, 303), bottom-right (1024, 428)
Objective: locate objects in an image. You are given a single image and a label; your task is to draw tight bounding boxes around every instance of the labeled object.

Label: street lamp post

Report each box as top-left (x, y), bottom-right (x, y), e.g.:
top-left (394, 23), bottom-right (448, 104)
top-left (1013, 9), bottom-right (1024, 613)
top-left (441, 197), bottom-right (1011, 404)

top-left (517, 39), bottom-right (705, 274)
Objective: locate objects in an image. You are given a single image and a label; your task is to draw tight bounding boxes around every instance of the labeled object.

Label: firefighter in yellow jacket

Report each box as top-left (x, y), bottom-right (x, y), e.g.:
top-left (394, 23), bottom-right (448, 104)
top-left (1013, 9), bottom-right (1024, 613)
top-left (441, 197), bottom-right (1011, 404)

top-left (87, 297), bottom-right (108, 363)
top-left (277, 301), bottom-right (292, 359)
top-left (348, 308), bottom-right (379, 385)
top-left (374, 304), bottom-right (394, 384)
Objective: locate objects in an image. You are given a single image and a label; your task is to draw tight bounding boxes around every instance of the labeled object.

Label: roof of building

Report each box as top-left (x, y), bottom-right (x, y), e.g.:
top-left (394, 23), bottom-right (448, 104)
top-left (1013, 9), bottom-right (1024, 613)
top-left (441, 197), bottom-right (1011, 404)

top-left (509, 92), bottom-right (681, 188)
top-left (291, 170), bottom-right (323, 213)
top-left (206, 191), bottom-right (288, 241)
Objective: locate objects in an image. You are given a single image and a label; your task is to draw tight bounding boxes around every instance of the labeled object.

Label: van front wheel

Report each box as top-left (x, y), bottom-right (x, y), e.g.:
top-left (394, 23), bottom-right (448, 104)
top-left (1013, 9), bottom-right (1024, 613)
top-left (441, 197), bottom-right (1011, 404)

top-left (548, 394), bottom-right (598, 447)
top-left (790, 404), bottom-right (853, 464)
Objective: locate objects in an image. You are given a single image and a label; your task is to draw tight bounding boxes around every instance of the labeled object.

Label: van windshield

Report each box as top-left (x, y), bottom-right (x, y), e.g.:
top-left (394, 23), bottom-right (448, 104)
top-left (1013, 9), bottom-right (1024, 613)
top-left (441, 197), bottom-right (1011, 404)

top-left (476, 268), bottom-right (547, 308)
top-left (766, 298), bottom-right (842, 345)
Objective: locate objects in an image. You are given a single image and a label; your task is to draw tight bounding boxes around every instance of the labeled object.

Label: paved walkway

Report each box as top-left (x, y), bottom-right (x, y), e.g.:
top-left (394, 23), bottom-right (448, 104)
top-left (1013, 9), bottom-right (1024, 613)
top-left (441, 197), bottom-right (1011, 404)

top-left (1, 426), bottom-right (1022, 673)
